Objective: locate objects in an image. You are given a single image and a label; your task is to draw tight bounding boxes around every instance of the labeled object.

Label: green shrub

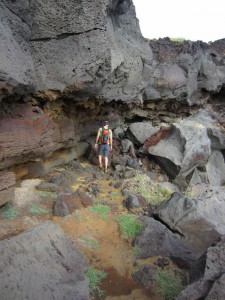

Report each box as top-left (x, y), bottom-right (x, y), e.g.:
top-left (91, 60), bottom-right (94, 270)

top-left (29, 204), bottom-right (49, 214)
top-left (155, 269), bottom-right (185, 300)
top-left (115, 214), bottom-right (143, 238)
top-left (88, 204), bottom-right (110, 220)
top-left (86, 267), bottom-right (107, 298)
top-left (1, 203), bottom-right (18, 219)
top-left (124, 173), bottom-right (173, 205)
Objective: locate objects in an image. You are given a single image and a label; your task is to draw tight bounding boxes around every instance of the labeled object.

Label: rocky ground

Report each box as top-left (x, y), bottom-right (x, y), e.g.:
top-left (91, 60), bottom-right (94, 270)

top-left (0, 157), bottom-right (179, 300)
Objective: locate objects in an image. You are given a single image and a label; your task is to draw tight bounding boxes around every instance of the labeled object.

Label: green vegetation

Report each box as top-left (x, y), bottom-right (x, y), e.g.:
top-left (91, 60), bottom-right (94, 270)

top-left (80, 235), bottom-right (100, 249)
top-left (88, 204), bottom-right (111, 220)
top-left (86, 267), bottom-right (107, 298)
top-left (170, 37), bottom-right (186, 43)
top-left (93, 197), bottom-right (106, 204)
top-left (115, 214), bottom-right (143, 238)
top-left (155, 269), bottom-right (185, 300)
top-left (109, 191), bottom-right (122, 197)
top-left (39, 191), bottom-right (57, 200)
top-left (124, 173), bottom-right (173, 205)
top-left (1, 203), bottom-right (18, 219)
top-left (29, 204), bottom-right (49, 214)
top-left (133, 245), bottom-right (140, 254)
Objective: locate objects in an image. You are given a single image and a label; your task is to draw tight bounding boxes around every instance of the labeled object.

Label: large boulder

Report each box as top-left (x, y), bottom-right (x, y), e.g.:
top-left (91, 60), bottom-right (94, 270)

top-left (0, 171), bottom-right (16, 206)
top-left (0, 221), bottom-right (89, 300)
top-left (134, 216), bottom-right (196, 267)
top-left (176, 235), bottom-right (225, 300)
top-left (147, 109), bottom-right (225, 187)
top-left (126, 122), bottom-right (159, 146)
top-left (156, 187), bottom-right (225, 256)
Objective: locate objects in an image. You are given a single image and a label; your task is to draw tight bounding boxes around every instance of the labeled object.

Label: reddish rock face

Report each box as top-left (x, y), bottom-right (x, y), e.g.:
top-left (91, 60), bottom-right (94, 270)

top-left (0, 103), bottom-right (78, 170)
top-left (0, 171), bottom-right (16, 206)
top-left (143, 127), bottom-right (172, 149)
top-left (0, 114), bottom-right (56, 169)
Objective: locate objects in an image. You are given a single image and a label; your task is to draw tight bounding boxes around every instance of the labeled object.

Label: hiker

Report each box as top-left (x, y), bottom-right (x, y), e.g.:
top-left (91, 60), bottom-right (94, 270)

top-left (95, 121), bottom-right (113, 172)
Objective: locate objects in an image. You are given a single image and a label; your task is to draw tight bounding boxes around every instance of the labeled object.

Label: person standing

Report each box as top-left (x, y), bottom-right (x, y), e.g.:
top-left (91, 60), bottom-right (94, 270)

top-left (95, 121), bottom-right (113, 173)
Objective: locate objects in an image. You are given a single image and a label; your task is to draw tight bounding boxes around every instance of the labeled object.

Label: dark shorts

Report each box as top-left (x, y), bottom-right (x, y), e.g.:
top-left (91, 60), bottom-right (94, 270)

top-left (98, 144), bottom-right (110, 158)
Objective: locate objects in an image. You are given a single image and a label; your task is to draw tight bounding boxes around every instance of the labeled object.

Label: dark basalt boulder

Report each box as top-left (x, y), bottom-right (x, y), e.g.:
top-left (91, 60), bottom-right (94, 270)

top-left (0, 221), bottom-right (90, 300)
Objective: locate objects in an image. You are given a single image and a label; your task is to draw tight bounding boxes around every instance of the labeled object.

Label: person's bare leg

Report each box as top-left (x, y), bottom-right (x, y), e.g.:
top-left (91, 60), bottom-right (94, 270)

top-left (98, 155), bottom-right (103, 168)
top-left (104, 157), bottom-right (108, 172)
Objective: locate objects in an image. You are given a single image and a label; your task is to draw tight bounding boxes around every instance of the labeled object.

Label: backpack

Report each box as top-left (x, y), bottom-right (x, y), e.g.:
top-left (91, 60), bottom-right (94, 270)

top-left (101, 128), bottom-right (109, 144)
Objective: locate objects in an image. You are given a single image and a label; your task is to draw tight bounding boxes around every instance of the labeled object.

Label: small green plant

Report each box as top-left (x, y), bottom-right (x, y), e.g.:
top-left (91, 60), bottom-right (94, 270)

top-left (155, 269), bottom-right (185, 300)
top-left (1, 203), bottom-right (18, 219)
top-left (29, 204), bottom-right (49, 214)
top-left (124, 173), bottom-right (173, 205)
top-left (133, 245), bottom-right (140, 254)
top-left (80, 236), bottom-right (100, 249)
top-left (110, 191), bottom-right (122, 197)
top-left (94, 197), bottom-right (106, 204)
top-left (88, 204), bottom-right (110, 220)
top-left (86, 267), bottom-right (107, 298)
top-left (39, 191), bottom-right (57, 200)
top-left (115, 214), bottom-right (143, 238)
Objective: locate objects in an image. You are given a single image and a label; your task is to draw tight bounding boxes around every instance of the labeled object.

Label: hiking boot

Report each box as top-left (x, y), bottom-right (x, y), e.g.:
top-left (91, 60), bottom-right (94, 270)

top-left (99, 164), bottom-right (103, 170)
top-left (104, 168), bottom-right (108, 173)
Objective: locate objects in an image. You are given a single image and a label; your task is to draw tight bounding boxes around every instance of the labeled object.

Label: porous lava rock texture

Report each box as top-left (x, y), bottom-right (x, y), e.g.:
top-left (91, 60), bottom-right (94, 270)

top-left (0, 0), bottom-right (151, 103)
top-left (0, 221), bottom-right (89, 300)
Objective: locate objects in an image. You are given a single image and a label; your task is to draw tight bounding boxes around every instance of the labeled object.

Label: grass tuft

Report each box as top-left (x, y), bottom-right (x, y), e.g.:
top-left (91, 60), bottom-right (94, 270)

top-left (86, 267), bottom-right (107, 298)
top-left (80, 235), bottom-right (100, 249)
top-left (39, 191), bottom-right (57, 200)
top-left (115, 214), bottom-right (143, 238)
top-left (88, 204), bottom-right (110, 220)
top-left (29, 204), bottom-right (49, 214)
top-left (155, 269), bottom-right (185, 300)
top-left (1, 203), bottom-right (18, 219)
top-left (93, 197), bottom-right (106, 204)
top-left (124, 172), bottom-right (173, 205)
top-left (133, 245), bottom-right (140, 254)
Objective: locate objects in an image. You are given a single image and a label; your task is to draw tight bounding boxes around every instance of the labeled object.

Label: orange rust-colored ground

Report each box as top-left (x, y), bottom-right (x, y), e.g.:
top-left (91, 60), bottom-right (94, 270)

top-left (53, 172), bottom-right (162, 299)
top-left (0, 166), bottom-right (163, 299)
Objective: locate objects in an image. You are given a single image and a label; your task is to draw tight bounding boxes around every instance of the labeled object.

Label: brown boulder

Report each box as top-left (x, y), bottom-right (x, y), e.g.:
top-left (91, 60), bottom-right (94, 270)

top-left (0, 171), bottom-right (16, 206)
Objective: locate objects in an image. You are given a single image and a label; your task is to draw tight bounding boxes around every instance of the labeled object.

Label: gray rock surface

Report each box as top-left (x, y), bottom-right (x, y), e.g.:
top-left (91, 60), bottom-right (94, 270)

top-left (146, 38), bottom-right (225, 105)
top-left (156, 188), bottom-right (225, 256)
top-left (148, 109), bottom-right (225, 187)
top-left (2, 2), bottom-right (224, 104)
top-left (134, 216), bottom-right (196, 267)
top-left (0, 0), bottom-right (151, 103)
top-left (176, 235), bottom-right (225, 300)
top-left (126, 122), bottom-right (159, 146)
top-left (0, 221), bottom-right (89, 300)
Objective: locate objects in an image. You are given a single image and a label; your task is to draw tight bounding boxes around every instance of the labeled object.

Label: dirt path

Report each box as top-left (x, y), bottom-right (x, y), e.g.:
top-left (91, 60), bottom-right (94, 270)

top-left (0, 163), bottom-right (163, 299)
top-left (53, 167), bottom-right (162, 299)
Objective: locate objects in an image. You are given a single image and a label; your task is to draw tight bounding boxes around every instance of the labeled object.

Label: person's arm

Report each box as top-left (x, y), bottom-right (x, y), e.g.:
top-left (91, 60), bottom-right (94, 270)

top-left (109, 130), bottom-right (113, 150)
top-left (95, 128), bottom-right (101, 148)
